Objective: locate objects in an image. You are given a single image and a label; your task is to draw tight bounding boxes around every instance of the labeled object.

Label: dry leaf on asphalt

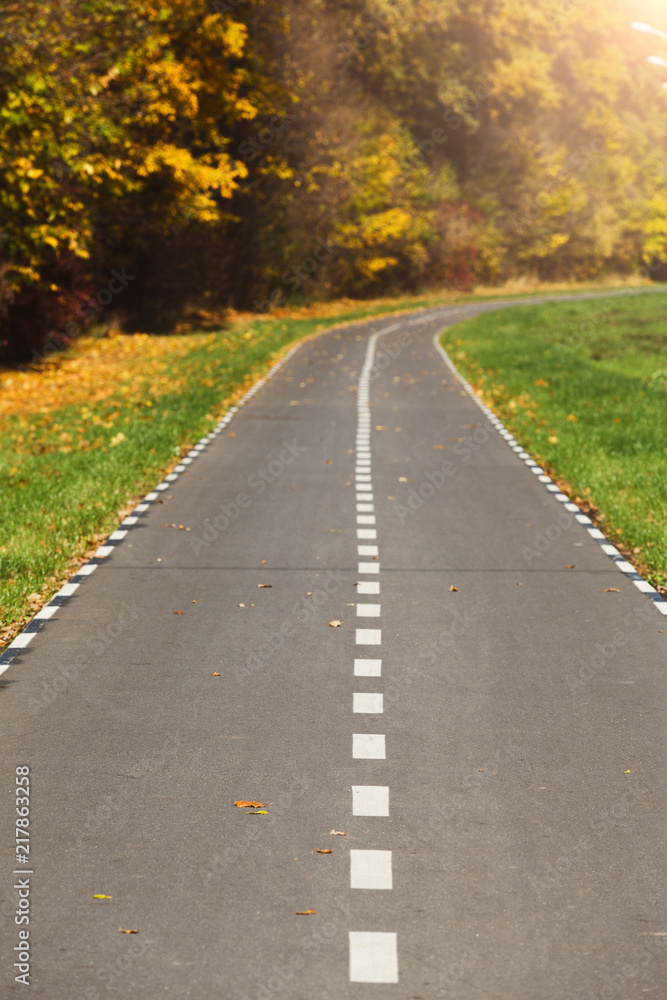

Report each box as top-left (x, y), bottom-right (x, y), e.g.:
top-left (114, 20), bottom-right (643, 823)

top-left (211, 672), bottom-right (221, 676)
top-left (173, 610), bottom-right (183, 614)
top-left (234, 800), bottom-right (264, 808)
top-left (330, 829), bottom-right (346, 835)
top-left (347, 449), bottom-right (354, 454)
top-left (329, 619), bottom-right (342, 627)
top-left (119, 928), bottom-right (138, 934)
top-left (326, 459), bottom-right (333, 464)
top-left (397, 476), bottom-right (407, 482)
top-left (316, 849), bottom-right (332, 854)
top-left (449, 586), bottom-right (459, 592)
top-left (296, 910), bottom-right (317, 915)
top-left (261, 559), bottom-right (268, 564)
top-left (238, 603), bottom-right (245, 607)
top-left (228, 432), bottom-right (236, 437)
top-left (604, 588), bottom-right (620, 592)
top-left (305, 592), bottom-right (312, 596)
top-left (257, 584), bottom-right (272, 588)
top-left (566, 564), bottom-right (576, 569)
top-left (93, 895), bottom-right (112, 899)
top-left (247, 810), bottom-right (268, 815)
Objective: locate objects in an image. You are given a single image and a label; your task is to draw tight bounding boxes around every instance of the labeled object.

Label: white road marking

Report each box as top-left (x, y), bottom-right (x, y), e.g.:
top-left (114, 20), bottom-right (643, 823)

top-left (356, 581), bottom-right (380, 594)
top-left (356, 628), bottom-right (381, 644)
top-left (349, 932), bottom-right (398, 983)
top-left (358, 562), bottom-right (380, 573)
top-left (358, 545), bottom-right (378, 556)
top-left (357, 515), bottom-right (376, 525)
top-left (353, 693), bottom-right (383, 713)
top-left (356, 493), bottom-right (373, 501)
top-left (352, 785), bottom-right (389, 815)
top-left (357, 529), bottom-right (377, 539)
top-left (353, 734), bottom-right (386, 758)
top-left (354, 657), bottom-right (382, 675)
top-left (356, 504), bottom-right (374, 512)
top-left (350, 850), bottom-right (392, 889)
top-left (357, 604), bottom-right (381, 616)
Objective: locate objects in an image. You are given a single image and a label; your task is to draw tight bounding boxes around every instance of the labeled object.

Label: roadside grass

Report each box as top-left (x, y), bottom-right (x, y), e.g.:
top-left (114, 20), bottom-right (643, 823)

top-left (0, 275), bottom-right (658, 647)
top-left (440, 291), bottom-right (667, 591)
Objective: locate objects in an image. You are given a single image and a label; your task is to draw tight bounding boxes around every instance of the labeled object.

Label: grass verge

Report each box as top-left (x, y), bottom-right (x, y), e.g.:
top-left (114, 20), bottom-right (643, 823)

top-left (0, 276), bottom-right (658, 647)
top-left (440, 291), bottom-right (667, 592)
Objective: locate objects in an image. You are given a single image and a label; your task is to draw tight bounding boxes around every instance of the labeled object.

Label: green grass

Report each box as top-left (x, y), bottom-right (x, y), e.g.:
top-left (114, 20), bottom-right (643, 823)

top-left (440, 291), bottom-right (667, 589)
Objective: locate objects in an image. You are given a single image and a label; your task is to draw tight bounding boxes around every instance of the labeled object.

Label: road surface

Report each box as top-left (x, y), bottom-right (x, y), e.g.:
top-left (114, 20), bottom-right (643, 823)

top-left (1, 295), bottom-right (666, 999)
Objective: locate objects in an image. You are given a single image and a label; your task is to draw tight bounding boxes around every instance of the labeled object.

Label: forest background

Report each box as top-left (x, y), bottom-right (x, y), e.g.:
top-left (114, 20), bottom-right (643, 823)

top-left (2, 0), bottom-right (667, 362)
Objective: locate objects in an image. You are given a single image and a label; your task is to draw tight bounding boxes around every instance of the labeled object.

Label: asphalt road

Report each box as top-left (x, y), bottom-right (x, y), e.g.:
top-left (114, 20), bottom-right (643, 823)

top-left (1, 295), bottom-right (666, 999)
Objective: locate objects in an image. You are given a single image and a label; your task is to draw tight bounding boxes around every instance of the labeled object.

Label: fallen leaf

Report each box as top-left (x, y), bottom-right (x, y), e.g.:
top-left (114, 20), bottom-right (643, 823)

top-left (432, 444), bottom-right (446, 449)
top-left (394, 427), bottom-right (402, 431)
top-left (346, 603), bottom-right (356, 606)
top-left (566, 413), bottom-right (577, 421)
top-left (375, 425), bottom-right (386, 431)
top-left (449, 585), bottom-right (459, 592)
top-left (247, 810), bottom-right (268, 815)
top-left (192, 600), bottom-right (197, 603)
top-left (478, 768), bottom-right (484, 772)
top-left (329, 619), bottom-right (342, 627)
top-left (257, 584), bottom-right (272, 588)
top-left (173, 610), bottom-right (183, 614)
top-left (305, 592), bottom-right (312, 596)
top-left (261, 559), bottom-right (268, 564)
top-left (211, 672), bottom-right (221, 676)
top-left (156, 557), bottom-right (162, 562)
top-left (295, 910), bottom-right (316, 915)
top-left (119, 928), bottom-right (138, 934)
top-left (548, 435), bottom-right (559, 444)
top-left (517, 582), bottom-right (524, 586)
top-left (566, 564), bottom-right (576, 569)
top-left (398, 476), bottom-right (407, 482)
top-left (234, 800), bottom-right (264, 808)
top-left (178, 525), bottom-right (185, 530)
top-left (316, 849), bottom-right (332, 854)
top-left (624, 769), bottom-right (631, 773)
top-left (535, 378), bottom-right (549, 387)
top-left (326, 459), bottom-right (333, 464)
top-left (27, 592), bottom-right (41, 601)
top-left (388, 496), bottom-right (396, 500)
top-left (330, 829), bottom-right (346, 836)
top-left (347, 449), bottom-right (354, 454)
top-left (604, 588), bottom-right (620, 592)
top-left (290, 486), bottom-right (296, 490)
top-left (228, 432), bottom-right (236, 437)
top-left (238, 603), bottom-right (245, 607)
top-left (93, 894), bottom-right (112, 899)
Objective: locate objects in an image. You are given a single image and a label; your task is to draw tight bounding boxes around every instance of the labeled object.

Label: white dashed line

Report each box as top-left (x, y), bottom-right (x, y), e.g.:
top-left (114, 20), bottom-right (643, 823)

top-left (356, 628), bottom-right (381, 644)
top-left (352, 785), bottom-right (389, 815)
top-left (358, 562), bottom-right (380, 573)
top-left (353, 734), bottom-right (386, 758)
top-left (357, 581), bottom-right (380, 594)
top-left (354, 658), bottom-right (382, 676)
top-left (356, 604), bottom-right (381, 617)
top-left (353, 693), bottom-right (383, 713)
top-left (350, 850), bottom-right (393, 889)
top-left (349, 932), bottom-right (399, 983)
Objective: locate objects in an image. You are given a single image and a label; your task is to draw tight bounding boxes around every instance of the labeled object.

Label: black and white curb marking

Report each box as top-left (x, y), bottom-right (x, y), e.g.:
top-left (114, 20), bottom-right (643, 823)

top-left (349, 322), bottom-right (402, 984)
top-left (0, 343), bottom-right (305, 676)
top-left (432, 333), bottom-right (667, 616)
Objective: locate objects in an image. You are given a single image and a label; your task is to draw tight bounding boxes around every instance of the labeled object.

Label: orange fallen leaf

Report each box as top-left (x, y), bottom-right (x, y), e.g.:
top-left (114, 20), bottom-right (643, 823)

top-left (535, 378), bottom-right (549, 387)
top-left (432, 444), bottom-right (446, 449)
top-left (296, 910), bottom-right (316, 915)
top-left (329, 619), bottom-right (342, 627)
top-left (119, 928), bottom-right (138, 934)
top-left (305, 592), bottom-right (312, 596)
top-left (347, 449), bottom-right (354, 454)
top-left (449, 585), bottom-right (459, 592)
top-left (316, 849), bottom-right (332, 854)
top-left (330, 829), bottom-right (346, 835)
top-left (257, 584), bottom-right (272, 588)
top-left (173, 610), bottom-right (183, 614)
top-left (604, 588), bottom-right (620, 592)
top-left (566, 564), bottom-right (576, 569)
top-left (228, 432), bottom-right (236, 437)
top-left (261, 559), bottom-right (268, 564)
top-left (192, 600), bottom-right (197, 603)
top-left (234, 800), bottom-right (264, 808)
top-left (211, 672), bottom-right (221, 676)
top-left (238, 603), bottom-right (245, 607)
top-left (326, 459), bottom-right (333, 464)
